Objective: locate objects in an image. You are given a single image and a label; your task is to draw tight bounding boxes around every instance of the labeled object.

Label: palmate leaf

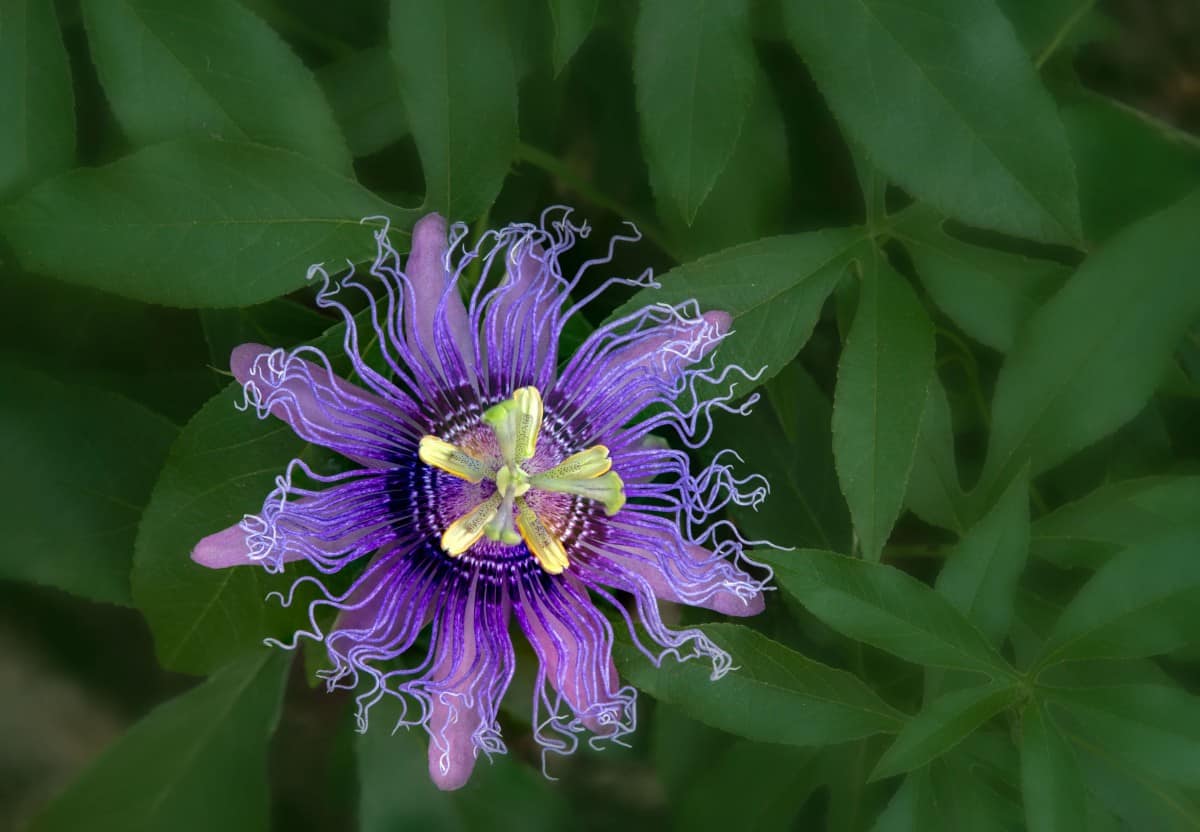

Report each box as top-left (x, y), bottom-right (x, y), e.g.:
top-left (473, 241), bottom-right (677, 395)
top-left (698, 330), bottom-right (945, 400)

top-left (892, 204), bottom-right (1069, 353)
top-left (83, 0), bottom-right (352, 173)
top-left (390, 0), bottom-right (518, 221)
top-left (762, 549), bottom-right (1015, 678)
top-left (615, 623), bottom-right (904, 747)
top-left (0, 139), bottom-right (409, 307)
top-left (832, 252), bottom-right (935, 561)
top-left (935, 468), bottom-right (1030, 644)
top-left (903, 372), bottom-right (968, 534)
top-left (634, 0), bottom-right (757, 224)
top-left (1047, 684), bottom-right (1200, 790)
top-left (1061, 90), bottom-right (1200, 243)
top-left (973, 187), bottom-right (1200, 510)
top-left (784, 0), bottom-right (1081, 244)
top-left (653, 65), bottom-right (791, 260)
top-left (1020, 700), bottom-right (1087, 832)
top-left (1030, 475), bottom-right (1200, 569)
top-left (1033, 532), bottom-right (1200, 671)
top-left (871, 679), bottom-right (1019, 781)
top-left (31, 651), bottom-right (290, 832)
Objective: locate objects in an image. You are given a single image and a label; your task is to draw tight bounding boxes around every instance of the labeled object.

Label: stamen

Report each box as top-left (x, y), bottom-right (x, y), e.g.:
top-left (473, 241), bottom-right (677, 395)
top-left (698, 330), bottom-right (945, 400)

top-left (483, 386), bottom-right (543, 465)
top-left (532, 445), bottom-right (612, 479)
top-left (515, 498), bottom-right (569, 574)
top-left (418, 435), bottom-right (491, 483)
top-left (441, 492), bottom-right (502, 555)
top-left (532, 464), bottom-right (626, 516)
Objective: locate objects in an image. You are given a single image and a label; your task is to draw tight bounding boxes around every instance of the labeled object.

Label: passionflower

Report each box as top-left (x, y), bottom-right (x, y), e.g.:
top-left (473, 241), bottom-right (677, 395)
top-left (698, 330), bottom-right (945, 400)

top-left (192, 208), bottom-right (771, 789)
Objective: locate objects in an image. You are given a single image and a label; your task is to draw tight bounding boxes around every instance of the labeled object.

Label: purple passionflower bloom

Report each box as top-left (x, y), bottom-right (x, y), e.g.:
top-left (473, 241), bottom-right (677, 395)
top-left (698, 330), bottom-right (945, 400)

top-left (193, 208), bottom-right (771, 789)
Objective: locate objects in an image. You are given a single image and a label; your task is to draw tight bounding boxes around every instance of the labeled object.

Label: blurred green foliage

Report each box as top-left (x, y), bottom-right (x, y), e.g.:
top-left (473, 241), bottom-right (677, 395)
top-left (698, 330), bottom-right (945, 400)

top-left (2, 0), bottom-right (1199, 830)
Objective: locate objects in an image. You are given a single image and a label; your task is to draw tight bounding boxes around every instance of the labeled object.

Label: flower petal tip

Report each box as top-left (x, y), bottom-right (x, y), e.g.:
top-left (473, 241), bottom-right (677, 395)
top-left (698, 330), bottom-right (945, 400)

top-left (228, 342), bottom-right (271, 385)
top-left (427, 737), bottom-right (478, 792)
top-left (191, 524), bottom-right (251, 570)
top-left (712, 590), bottom-right (766, 617)
top-left (704, 310), bottom-right (732, 335)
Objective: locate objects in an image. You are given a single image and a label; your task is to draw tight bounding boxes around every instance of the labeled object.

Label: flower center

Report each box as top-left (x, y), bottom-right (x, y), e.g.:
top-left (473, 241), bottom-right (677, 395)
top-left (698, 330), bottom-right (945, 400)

top-left (417, 386), bottom-right (625, 574)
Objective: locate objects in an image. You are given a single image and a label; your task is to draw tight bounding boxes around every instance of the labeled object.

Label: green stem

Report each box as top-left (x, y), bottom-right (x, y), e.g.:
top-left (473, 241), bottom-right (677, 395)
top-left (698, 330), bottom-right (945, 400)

top-left (1035, 0), bottom-right (1098, 69)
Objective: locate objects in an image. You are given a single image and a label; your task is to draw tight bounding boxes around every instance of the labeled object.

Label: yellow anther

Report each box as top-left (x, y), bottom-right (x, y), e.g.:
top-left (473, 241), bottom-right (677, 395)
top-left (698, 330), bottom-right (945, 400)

top-left (482, 386), bottom-right (543, 465)
top-left (531, 462), bottom-right (626, 517)
top-left (515, 498), bottom-right (569, 574)
top-left (418, 435), bottom-right (490, 483)
top-left (440, 492), bottom-right (502, 555)
top-left (531, 445), bottom-right (612, 480)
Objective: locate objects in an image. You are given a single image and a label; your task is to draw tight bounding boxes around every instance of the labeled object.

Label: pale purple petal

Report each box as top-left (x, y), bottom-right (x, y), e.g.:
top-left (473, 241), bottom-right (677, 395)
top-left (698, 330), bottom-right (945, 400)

top-left (402, 213), bottom-right (475, 374)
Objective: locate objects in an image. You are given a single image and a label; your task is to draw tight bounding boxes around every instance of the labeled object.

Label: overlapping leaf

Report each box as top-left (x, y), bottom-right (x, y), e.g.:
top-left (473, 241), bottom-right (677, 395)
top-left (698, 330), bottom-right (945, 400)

top-left (635, 0), bottom-right (757, 223)
top-left (615, 623), bottom-right (904, 747)
top-left (975, 187), bottom-right (1200, 508)
top-left (84, 0), bottom-right (351, 172)
top-left (0, 360), bottom-right (177, 605)
top-left (832, 254), bottom-right (935, 560)
top-left (0, 139), bottom-right (407, 307)
top-left (784, 0), bottom-right (1081, 243)
top-left (391, 0), bottom-right (518, 220)
top-left (32, 651), bottom-right (290, 832)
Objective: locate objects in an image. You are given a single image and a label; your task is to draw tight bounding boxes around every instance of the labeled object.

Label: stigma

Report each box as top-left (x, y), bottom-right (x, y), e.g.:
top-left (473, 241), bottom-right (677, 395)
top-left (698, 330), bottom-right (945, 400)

top-left (417, 387), bottom-right (625, 574)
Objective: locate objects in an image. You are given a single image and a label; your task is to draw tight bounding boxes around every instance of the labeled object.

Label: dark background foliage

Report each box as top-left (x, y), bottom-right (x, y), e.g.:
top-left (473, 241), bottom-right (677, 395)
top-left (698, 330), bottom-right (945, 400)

top-left (2, 0), bottom-right (1199, 830)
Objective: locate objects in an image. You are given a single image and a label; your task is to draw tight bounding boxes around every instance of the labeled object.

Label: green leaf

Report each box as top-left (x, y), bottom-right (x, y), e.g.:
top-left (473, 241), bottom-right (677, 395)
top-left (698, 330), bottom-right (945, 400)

top-left (903, 371), bottom-right (967, 534)
top-left (832, 254), bottom-right (935, 560)
top-left (713, 362), bottom-right (851, 552)
top-left (1077, 744), bottom-right (1200, 831)
top-left (654, 67), bottom-right (791, 259)
top-left (763, 549), bottom-right (1014, 677)
top-left (872, 680), bottom-right (1018, 780)
top-left (548, 0), bottom-right (599, 75)
top-left (0, 359), bottom-right (177, 605)
top-left (1062, 91), bottom-right (1200, 243)
top-left (1047, 684), bottom-right (1200, 789)
top-left (1020, 701), bottom-right (1087, 832)
top-left (316, 47), bottom-right (408, 158)
top-left (874, 755), bottom-right (1025, 832)
top-left (936, 468), bottom-right (1030, 644)
top-left (83, 0), bottom-right (351, 173)
top-left (614, 228), bottom-right (867, 389)
top-left (1034, 532), bottom-right (1200, 670)
top-left (358, 699), bottom-right (568, 832)
top-left (390, 0), bottom-right (517, 220)
top-left (634, 0), bottom-right (756, 223)
top-left (783, 0), bottom-right (1081, 244)
top-left (975, 187), bottom-right (1200, 507)
top-left (31, 651), bottom-right (290, 832)
top-left (1031, 476), bottom-right (1200, 569)
top-left (996, 0), bottom-right (1107, 59)
top-left (132, 383), bottom-right (312, 674)
top-left (0, 139), bottom-right (407, 307)
top-left (200, 299), bottom-right (332, 369)
top-left (615, 623), bottom-right (904, 746)
top-left (0, 0), bottom-right (74, 200)
top-left (893, 204), bottom-right (1069, 353)
top-left (673, 741), bottom-right (822, 832)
